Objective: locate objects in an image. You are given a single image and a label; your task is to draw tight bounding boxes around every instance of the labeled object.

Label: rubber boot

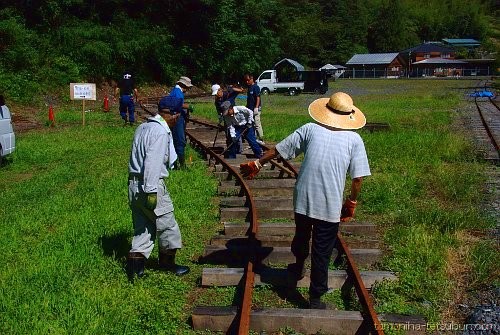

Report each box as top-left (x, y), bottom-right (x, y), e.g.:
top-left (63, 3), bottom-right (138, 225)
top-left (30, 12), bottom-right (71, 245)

top-left (309, 297), bottom-right (327, 309)
top-left (127, 252), bottom-right (146, 282)
top-left (178, 155), bottom-right (186, 170)
top-left (287, 262), bottom-right (306, 281)
top-left (159, 249), bottom-right (190, 276)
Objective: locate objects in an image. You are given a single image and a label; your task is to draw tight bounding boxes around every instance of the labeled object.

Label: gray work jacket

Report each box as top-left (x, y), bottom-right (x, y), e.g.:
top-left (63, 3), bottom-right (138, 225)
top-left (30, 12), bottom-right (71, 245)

top-left (128, 118), bottom-right (170, 193)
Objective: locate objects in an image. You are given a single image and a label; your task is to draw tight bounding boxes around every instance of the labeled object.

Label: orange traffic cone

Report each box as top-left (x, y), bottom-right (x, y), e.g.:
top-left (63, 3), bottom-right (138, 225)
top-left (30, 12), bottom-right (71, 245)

top-left (48, 105), bottom-right (55, 127)
top-left (103, 96), bottom-right (110, 112)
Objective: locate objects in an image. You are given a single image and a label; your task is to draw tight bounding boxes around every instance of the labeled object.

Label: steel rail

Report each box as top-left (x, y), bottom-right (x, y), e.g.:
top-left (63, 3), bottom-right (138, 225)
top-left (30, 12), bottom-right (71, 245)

top-left (474, 97), bottom-right (499, 152)
top-left (185, 116), bottom-right (384, 334)
top-left (185, 118), bottom-right (258, 334)
top-left (276, 154), bottom-right (384, 335)
top-left (489, 97), bottom-right (500, 111)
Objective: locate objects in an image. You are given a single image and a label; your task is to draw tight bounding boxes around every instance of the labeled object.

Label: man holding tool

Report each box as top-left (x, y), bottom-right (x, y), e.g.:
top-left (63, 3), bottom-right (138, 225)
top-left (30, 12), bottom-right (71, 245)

top-left (126, 105), bottom-right (190, 281)
top-left (212, 83), bottom-right (244, 153)
top-left (240, 92), bottom-right (370, 309)
top-left (220, 101), bottom-right (262, 159)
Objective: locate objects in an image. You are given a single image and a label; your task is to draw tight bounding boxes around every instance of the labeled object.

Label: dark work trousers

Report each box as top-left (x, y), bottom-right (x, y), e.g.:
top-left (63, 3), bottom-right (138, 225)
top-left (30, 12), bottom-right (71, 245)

top-left (228, 125), bottom-right (262, 159)
top-left (119, 95), bottom-right (135, 123)
top-left (291, 212), bottom-right (339, 299)
top-left (171, 113), bottom-right (186, 160)
top-left (223, 122), bottom-right (243, 157)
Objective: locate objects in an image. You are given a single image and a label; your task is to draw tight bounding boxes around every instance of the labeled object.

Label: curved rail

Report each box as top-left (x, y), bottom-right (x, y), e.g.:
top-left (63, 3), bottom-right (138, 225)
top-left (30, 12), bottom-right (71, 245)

top-left (185, 117), bottom-right (384, 334)
top-left (273, 150), bottom-right (384, 334)
top-left (185, 119), bottom-right (258, 334)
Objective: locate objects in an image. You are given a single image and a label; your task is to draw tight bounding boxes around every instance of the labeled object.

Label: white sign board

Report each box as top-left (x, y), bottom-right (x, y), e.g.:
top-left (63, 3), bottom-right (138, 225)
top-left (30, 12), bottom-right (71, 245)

top-left (70, 83), bottom-right (96, 101)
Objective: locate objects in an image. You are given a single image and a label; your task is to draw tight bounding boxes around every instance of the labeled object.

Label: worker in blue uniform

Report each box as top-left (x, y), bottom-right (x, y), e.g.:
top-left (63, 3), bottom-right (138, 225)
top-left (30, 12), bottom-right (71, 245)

top-left (115, 71), bottom-right (139, 126)
top-left (167, 76), bottom-right (194, 169)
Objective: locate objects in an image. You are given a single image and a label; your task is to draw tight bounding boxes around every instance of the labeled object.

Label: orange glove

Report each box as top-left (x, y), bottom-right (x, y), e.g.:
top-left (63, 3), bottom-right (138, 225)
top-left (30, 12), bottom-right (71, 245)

top-left (340, 198), bottom-right (357, 222)
top-left (240, 160), bottom-right (262, 180)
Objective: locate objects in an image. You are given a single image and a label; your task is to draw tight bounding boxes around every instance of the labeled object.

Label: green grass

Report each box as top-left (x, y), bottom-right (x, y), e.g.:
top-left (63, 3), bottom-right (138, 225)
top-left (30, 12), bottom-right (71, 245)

top-left (0, 117), bottom-right (220, 334)
top-left (1, 78), bottom-right (497, 333)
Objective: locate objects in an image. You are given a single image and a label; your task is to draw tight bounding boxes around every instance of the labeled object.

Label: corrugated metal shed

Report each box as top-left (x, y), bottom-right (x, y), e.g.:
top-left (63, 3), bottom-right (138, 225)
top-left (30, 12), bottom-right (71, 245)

top-left (412, 58), bottom-right (466, 65)
top-left (273, 58), bottom-right (305, 71)
top-left (319, 64), bottom-right (347, 70)
top-left (401, 43), bottom-right (454, 54)
top-left (442, 38), bottom-right (480, 47)
top-left (346, 53), bottom-right (399, 65)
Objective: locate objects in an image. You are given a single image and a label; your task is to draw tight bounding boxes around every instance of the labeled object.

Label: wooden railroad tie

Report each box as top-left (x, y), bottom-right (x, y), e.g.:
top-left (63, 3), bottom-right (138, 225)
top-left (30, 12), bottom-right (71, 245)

top-left (184, 118), bottom-right (429, 334)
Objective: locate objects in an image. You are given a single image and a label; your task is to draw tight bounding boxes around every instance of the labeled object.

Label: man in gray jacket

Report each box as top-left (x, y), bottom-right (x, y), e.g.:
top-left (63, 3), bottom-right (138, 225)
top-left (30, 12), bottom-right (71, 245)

top-left (126, 108), bottom-right (190, 281)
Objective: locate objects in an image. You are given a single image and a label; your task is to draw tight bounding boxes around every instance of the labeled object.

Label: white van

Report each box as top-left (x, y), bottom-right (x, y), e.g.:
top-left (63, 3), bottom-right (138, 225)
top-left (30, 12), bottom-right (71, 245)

top-left (0, 104), bottom-right (16, 161)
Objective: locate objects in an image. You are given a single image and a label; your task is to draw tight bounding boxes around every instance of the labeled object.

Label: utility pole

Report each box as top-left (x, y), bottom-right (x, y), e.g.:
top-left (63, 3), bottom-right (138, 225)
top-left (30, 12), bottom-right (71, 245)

top-left (408, 51), bottom-right (411, 78)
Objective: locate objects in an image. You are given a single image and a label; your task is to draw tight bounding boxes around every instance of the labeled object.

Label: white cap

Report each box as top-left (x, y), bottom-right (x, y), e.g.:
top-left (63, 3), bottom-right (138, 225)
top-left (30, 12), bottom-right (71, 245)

top-left (211, 84), bottom-right (221, 95)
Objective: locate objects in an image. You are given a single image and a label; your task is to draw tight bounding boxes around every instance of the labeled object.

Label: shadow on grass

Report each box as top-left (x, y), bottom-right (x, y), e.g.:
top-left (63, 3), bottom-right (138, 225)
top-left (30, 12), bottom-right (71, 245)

top-left (0, 155), bottom-right (14, 168)
top-left (100, 232), bottom-right (130, 261)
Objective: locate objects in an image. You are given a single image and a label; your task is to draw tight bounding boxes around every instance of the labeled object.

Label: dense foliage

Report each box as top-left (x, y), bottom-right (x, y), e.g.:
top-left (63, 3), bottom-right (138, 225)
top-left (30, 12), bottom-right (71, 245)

top-left (0, 0), bottom-right (497, 101)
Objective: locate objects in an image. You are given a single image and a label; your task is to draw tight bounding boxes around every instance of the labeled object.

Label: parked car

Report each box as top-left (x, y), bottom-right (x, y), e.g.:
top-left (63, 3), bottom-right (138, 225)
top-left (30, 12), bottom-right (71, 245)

top-left (256, 70), bottom-right (304, 96)
top-left (0, 102), bottom-right (16, 163)
top-left (256, 69), bottom-right (328, 96)
top-left (298, 70), bottom-right (329, 94)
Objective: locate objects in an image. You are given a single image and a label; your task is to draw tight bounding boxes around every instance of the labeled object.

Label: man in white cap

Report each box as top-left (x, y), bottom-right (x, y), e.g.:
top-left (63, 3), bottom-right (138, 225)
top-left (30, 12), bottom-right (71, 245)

top-left (212, 83), bottom-right (244, 153)
top-left (240, 92), bottom-right (371, 309)
top-left (115, 70), bottom-right (139, 126)
top-left (212, 83), bottom-right (243, 117)
top-left (167, 76), bottom-right (194, 168)
top-left (127, 106), bottom-right (190, 281)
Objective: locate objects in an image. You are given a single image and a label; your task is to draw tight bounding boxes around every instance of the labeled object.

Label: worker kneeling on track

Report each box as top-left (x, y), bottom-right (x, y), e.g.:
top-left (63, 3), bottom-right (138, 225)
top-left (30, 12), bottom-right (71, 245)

top-left (240, 92), bottom-right (371, 309)
top-left (126, 105), bottom-right (190, 282)
top-left (220, 101), bottom-right (263, 159)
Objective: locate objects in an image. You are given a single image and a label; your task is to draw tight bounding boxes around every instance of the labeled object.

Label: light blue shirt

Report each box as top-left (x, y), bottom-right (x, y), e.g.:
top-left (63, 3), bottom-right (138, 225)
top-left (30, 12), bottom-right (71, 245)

top-left (276, 123), bottom-right (371, 222)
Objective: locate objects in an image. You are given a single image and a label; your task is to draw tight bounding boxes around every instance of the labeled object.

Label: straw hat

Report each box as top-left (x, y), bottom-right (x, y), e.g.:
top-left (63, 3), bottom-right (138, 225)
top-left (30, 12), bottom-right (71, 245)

top-left (308, 92), bottom-right (366, 130)
top-left (177, 76), bottom-right (193, 87)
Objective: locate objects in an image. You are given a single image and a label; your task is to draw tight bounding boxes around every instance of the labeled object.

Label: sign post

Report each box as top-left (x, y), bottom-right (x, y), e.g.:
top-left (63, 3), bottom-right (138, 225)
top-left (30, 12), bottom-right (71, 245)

top-left (70, 83), bottom-right (97, 126)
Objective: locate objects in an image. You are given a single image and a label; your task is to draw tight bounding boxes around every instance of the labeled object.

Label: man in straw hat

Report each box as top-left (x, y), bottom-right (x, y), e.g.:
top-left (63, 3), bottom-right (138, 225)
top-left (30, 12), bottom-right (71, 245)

top-left (240, 92), bottom-right (371, 309)
top-left (126, 106), bottom-right (190, 281)
top-left (167, 76), bottom-right (194, 169)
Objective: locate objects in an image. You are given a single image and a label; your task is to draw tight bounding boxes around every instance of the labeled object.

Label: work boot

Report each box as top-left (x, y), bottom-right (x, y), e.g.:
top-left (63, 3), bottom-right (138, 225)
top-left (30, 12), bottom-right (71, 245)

top-left (127, 252), bottom-right (146, 282)
top-left (309, 297), bottom-right (327, 310)
top-left (159, 249), bottom-right (190, 276)
top-left (287, 262), bottom-right (306, 281)
top-left (175, 155), bottom-right (186, 170)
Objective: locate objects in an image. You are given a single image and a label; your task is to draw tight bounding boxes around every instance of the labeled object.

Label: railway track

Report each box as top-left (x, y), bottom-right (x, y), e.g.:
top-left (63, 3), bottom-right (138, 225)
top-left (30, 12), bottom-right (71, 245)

top-left (470, 79), bottom-right (500, 162)
top-left (174, 117), bottom-right (427, 335)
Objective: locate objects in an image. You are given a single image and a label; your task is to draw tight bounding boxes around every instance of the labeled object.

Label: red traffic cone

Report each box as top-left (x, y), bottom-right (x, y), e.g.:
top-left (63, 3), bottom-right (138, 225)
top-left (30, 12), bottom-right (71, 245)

top-left (48, 105), bottom-right (55, 127)
top-left (103, 96), bottom-right (110, 112)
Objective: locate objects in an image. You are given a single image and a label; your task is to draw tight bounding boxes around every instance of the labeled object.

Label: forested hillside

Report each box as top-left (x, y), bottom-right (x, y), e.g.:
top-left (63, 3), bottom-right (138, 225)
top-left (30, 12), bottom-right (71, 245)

top-left (0, 0), bottom-right (497, 102)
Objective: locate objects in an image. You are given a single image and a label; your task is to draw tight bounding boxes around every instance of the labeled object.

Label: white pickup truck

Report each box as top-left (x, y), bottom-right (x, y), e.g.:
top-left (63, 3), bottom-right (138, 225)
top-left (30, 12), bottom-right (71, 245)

top-left (256, 69), bottom-right (328, 96)
top-left (256, 70), bottom-right (304, 96)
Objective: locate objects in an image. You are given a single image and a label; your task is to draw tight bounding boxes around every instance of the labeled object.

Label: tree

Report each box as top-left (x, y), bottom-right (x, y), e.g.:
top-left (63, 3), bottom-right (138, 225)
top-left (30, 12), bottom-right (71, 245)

top-left (368, 0), bottom-right (419, 52)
